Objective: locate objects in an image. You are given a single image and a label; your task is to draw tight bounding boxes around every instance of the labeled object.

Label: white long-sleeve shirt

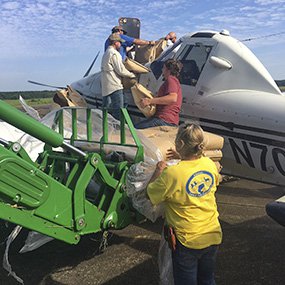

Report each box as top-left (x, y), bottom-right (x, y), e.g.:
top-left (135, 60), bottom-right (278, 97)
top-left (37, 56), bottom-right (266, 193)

top-left (101, 46), bottom-right (135, 97)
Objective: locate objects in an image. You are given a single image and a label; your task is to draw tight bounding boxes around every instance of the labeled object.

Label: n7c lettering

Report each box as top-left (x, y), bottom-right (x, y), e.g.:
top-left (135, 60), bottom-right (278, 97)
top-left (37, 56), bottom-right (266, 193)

top-left (229, 138), bottom-right (285, 176)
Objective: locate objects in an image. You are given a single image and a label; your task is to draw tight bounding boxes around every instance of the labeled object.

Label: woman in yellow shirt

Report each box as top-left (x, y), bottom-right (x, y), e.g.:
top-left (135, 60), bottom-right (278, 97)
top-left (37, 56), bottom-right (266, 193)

top-left (147, 123), bottom-right (222, 285)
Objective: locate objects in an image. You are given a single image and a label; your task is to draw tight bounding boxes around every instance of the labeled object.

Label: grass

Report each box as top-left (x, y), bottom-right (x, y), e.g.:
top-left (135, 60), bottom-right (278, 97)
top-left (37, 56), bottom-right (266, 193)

top-left (4, 97), bottom-right (53, 108)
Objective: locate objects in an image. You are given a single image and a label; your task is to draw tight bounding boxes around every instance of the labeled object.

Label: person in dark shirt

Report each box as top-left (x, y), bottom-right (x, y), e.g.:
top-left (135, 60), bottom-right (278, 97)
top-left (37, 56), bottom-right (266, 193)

top-left (135, 59), bottom-right (182, 129)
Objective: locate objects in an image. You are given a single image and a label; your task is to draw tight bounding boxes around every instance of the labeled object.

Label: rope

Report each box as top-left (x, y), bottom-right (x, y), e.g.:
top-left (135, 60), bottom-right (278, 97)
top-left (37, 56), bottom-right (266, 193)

top-left (241, 31), bottom-right (285, 42)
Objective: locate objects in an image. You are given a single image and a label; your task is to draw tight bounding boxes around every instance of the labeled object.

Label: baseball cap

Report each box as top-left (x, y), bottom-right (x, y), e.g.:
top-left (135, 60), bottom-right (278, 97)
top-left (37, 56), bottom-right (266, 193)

top-left (108, 34), bottom-right (125, 43)
top-left (111, 25), bottom-right (127, 34)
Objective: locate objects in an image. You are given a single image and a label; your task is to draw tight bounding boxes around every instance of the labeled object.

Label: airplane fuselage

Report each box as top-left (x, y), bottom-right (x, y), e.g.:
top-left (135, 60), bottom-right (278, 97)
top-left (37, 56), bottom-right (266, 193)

top-left (71, 30), bottom-right (285, 187)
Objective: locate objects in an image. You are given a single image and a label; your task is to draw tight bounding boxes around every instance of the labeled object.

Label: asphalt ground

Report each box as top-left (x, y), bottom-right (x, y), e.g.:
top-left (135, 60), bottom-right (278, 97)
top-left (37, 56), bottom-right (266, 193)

top-left (1, 105), bottom-right (285, 284)
top-left (0, 178), bottom-right (284, 285)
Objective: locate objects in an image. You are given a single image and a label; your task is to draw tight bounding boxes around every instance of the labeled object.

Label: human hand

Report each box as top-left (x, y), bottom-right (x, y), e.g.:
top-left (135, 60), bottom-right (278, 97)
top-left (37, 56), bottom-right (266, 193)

top-left (130, 72), bottom-right (136, 79)
top-left (166, 148), bottom-right (181, 160)
top-left (140, 98), bottom-right (152, 108)
top-left (149, 161), bottom-right (167, 183)
top-left (156, 161), bottom-right (167, 172)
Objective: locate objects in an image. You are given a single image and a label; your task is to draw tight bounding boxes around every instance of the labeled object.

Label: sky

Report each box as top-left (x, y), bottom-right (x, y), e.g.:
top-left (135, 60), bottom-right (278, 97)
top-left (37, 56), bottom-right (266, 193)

top-left (0, 0), bottom-right (285, 91)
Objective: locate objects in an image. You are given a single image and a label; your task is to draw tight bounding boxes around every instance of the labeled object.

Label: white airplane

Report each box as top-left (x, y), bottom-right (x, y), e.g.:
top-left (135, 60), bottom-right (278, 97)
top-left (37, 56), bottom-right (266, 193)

top-left (28, 21), bottom-right (285, 225)
top-left (71, 30), bottom-right (285, 186)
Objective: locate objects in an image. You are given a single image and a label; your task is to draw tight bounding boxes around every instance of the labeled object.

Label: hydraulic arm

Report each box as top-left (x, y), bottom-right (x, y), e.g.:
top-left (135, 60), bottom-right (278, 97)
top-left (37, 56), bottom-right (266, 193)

top-left (0, 100), bottom-right (144, 244)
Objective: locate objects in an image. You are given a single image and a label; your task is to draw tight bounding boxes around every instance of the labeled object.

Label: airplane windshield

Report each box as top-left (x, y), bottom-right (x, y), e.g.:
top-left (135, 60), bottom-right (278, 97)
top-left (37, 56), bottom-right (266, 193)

top-left (150, 40), bottom-right (211, 85)
top-left (177, 44), bottom-right (212, 86)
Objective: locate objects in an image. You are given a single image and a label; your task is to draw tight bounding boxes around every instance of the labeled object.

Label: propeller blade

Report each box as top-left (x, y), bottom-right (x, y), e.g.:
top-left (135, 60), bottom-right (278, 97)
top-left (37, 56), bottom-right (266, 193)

top-left (83, 51), bottom-right (100, 77)
top-left (27, 80), bottom-right (65, 89)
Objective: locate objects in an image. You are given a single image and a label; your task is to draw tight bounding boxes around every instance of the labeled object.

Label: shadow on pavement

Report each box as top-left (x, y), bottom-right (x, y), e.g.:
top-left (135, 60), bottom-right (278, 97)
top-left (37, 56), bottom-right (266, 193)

top-left (1, 181), bottom-right (284, 285)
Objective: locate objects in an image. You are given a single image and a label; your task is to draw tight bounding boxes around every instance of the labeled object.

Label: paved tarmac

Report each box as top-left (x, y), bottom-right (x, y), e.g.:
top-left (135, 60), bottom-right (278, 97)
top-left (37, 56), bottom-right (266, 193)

top-left (0, 178), bottom-right (285, 285)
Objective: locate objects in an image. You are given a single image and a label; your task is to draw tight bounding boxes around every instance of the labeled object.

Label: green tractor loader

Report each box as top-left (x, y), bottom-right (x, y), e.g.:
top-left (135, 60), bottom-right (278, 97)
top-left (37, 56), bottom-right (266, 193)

top-left (0, 100), bottom-right (145, 245)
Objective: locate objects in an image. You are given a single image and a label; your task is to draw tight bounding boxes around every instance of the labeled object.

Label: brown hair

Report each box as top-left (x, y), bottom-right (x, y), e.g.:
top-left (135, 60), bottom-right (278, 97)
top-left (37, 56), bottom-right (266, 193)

top-left (164, 59), bottom-right (182, 78)
top-left (175, 123), bottom-right (205, 159)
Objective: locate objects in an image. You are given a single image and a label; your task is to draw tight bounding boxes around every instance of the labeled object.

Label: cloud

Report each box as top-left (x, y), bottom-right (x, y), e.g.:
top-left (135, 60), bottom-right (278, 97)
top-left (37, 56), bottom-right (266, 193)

top-left (255, 0), bottom-right (285, 5)
top-left (1, 1), bottom-right (284, 53)
top-left (191, 1), bottom-right (285, 40)
top-left (0, 0), bottom-right (285, 90)
top-left (147, 0), bottom-right (186, 9)
top-left (2, 1), bottom-right (20, 10)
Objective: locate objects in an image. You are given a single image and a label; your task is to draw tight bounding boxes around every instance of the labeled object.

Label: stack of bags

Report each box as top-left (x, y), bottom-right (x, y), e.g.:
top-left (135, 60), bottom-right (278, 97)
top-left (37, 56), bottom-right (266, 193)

top-left (137, 126), bottom-right (224, 179)
top-left (123, 57), bottom-right (156, 118)
top-left (53, 85), bottom-right (87, 108)
top-left (122, 57), bottom-right (150, 89)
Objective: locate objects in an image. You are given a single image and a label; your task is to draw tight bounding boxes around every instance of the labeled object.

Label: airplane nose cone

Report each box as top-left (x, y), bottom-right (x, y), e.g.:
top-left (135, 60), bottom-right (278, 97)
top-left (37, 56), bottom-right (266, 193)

top-left (266, 201), bottom-right (285, 226)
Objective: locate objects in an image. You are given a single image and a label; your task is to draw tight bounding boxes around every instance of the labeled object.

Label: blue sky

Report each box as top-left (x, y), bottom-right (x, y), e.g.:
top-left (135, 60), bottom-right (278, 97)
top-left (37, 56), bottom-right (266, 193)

top-left (0, 0), bottom-right (285, 91)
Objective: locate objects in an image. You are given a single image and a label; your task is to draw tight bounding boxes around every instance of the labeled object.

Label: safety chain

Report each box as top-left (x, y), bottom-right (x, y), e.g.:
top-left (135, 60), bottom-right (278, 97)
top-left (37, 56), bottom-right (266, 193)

top-left (99, 231), bottom-right (109, 253)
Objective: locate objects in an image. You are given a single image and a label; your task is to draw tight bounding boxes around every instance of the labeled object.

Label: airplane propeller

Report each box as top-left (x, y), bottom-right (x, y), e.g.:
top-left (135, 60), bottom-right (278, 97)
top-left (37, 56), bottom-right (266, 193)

top-left (83, 51), bottom-right (100, 77)
top-left (27, 80), bottom-right (65, 89)
top-left (28, 51), bottom-right (100, 89)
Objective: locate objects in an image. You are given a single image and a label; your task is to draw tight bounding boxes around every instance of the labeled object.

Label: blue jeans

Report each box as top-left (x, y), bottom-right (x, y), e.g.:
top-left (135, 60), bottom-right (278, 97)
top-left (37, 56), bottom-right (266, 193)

top-left (102, 89), bottom-right (124, 120)
top-left (135, 117), bottom-right (176, 129)
top-left (172, 239), bottom-right (218, 285)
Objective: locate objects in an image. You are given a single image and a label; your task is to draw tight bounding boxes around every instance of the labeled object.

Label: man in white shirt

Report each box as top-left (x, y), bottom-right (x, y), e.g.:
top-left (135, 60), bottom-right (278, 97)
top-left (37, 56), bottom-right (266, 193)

top-left (101, 34), bottom-right (136, 120)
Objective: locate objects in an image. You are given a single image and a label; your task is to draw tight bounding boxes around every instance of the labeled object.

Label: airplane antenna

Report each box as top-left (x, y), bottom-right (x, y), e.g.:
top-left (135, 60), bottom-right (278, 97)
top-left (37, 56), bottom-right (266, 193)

top-left (83, 51), bottom-right (100, 77)
top-left (241, 31), bottom-right (285, 42)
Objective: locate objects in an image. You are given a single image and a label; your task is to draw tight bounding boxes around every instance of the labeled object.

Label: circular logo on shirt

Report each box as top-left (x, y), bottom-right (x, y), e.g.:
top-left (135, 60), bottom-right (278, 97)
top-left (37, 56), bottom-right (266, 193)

top-left (186, 171), bottom-right (214, 197)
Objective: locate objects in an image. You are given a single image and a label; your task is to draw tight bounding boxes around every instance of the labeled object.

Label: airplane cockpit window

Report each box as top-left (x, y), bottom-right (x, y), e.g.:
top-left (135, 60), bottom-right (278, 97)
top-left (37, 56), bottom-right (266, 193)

top-left (178, 44), bottom-right (212, 86)
top-left (150, 39), bottom-right (182, 79)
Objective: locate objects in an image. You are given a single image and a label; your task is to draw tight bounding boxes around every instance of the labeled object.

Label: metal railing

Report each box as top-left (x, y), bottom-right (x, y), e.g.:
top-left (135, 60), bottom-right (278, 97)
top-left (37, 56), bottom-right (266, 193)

top-left (53, 107), bottom-right (144, 163)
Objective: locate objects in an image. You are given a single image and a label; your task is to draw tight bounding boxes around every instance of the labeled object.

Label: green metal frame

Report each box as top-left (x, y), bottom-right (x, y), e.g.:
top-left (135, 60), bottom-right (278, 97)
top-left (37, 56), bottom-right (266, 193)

top-left (54, 107), bottom-right (144, 163)
top-left (0, 103), bottom-right (144, 244)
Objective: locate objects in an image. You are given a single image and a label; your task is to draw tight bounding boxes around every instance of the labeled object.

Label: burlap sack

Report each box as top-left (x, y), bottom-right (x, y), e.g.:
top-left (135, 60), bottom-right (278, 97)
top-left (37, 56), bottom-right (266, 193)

top-left (135, 45), bottom-right (156, 64)
top-left (139, 127), bottom-right (224, 178)
top-left (124, 58), bottom-right (150, 73)
top-left (75, 124), bottom-right (224, 178)
top-left (135, 39), bottom-right (167, 64)
top-left (203, 150), bottom-right (223, 161)
top-left (122, 77), bottom-right (137, 89)
top-left (54, 86), bottom-right (87, 108)
top-left (131, 83), bottom-right (156, 118)
top-left (138, 126), bottom-right (224, 161)
top-left (154, 39), bottom-right (167, 59)
top-left (53, 90), bottom-right (73, 107)
top-left (202, 132), bottom-right (224, 150)
top-left (67, 85), bottom-right (87, 107)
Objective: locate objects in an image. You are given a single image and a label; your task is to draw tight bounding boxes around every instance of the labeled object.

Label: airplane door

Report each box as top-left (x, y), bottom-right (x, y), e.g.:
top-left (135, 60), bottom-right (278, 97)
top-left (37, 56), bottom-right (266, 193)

top-left (176, 43), bottom-right (213, 105)
top-left (119, 17), bottom-right (140, 38)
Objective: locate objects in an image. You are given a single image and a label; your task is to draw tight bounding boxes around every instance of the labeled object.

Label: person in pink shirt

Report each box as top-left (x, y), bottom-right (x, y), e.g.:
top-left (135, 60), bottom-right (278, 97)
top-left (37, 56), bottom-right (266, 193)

top-left (135, 59), bottom-right (182, 129)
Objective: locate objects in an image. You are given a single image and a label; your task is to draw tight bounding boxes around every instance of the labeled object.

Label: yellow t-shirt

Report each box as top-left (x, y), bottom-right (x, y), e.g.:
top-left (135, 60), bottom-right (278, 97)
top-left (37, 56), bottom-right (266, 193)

top-left (147, 156), bottom-right (222, 249)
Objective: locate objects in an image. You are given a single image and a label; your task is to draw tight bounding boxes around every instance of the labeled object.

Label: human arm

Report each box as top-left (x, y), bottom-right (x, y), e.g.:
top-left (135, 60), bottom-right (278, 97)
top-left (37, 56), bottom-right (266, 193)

top-left (120, 34), bottom-right (155, 46)
top-left (147, 162), bottom-right (169, 205)
top-left (133, 38), bottom-right (156, 46)
top-left (111, 53), bottom-right (136, 78)
top-left (140, 92), bottom-right (177, 108)
top-left (149, 161), bottom-right (167, 183)
top-left (140, 76), bottom-right (179, 107)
